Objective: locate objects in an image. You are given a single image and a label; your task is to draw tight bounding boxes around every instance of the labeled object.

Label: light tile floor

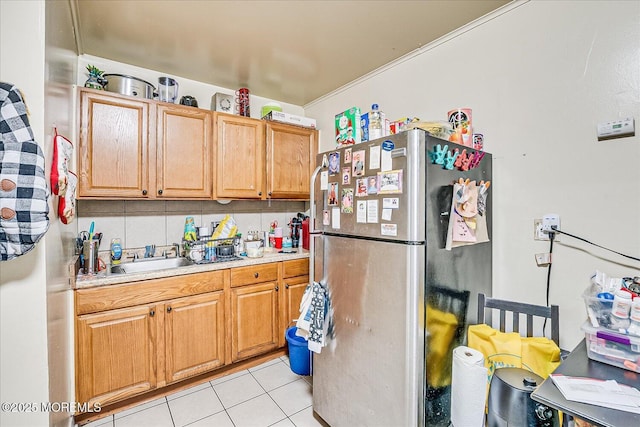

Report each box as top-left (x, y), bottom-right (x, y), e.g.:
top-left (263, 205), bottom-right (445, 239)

top-left (81, 356), bottom-right (326, 427)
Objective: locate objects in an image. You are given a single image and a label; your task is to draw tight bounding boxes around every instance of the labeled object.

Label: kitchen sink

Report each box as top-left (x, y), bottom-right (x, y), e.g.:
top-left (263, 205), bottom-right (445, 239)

top-left (110, 257), bottom-right (195, 275)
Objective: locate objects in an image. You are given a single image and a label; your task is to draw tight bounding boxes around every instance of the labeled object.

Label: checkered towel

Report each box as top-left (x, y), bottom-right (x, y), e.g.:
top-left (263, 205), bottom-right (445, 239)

top-left (0, 82), bottom-right (49, 261)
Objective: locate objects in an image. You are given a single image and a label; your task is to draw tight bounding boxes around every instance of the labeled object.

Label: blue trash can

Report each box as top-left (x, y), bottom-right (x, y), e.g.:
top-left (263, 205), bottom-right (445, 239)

top-left (285, 326), bottom-right (312, 375)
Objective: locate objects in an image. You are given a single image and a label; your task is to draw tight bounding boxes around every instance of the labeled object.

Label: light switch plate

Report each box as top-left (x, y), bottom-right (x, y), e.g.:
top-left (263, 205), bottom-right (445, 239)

top-left (211, 92), bottom-right (234, 113)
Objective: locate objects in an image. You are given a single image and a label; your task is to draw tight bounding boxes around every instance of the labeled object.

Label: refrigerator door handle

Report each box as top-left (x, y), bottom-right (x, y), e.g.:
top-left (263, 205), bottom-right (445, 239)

top-left (309, 164), bottom-right (324, 284)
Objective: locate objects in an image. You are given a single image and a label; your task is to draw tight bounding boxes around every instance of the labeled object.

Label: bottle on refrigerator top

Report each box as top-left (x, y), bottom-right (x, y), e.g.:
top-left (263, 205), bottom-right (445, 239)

top-left (368, 104), bottom-right (383, 140)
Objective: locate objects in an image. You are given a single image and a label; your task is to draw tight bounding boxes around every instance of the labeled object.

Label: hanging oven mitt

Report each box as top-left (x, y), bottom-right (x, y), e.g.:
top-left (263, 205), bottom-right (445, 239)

top-left (58, 171), bottom-right (77, 224)
top-left (0, 82), bottom-right (50, 260)
top-left (50, 127), bottom-right (73, 196)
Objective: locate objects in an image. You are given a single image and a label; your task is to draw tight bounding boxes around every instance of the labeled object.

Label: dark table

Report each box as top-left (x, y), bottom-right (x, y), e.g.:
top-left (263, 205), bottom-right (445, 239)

top-left (531, 339), bottom-right (640, 427)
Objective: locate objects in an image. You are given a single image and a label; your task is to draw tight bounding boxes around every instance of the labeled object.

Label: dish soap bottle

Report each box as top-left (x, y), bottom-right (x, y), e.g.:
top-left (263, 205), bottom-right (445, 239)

top-left (110, 238), bottom-right (122, 265)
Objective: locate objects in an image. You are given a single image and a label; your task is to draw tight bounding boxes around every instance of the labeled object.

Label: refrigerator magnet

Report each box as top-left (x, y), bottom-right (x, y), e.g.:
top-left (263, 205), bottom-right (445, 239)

top-left (367, 200), bottom-right (379, 223)
top-left (322, 210), bottom-right (330, 226)
top-left (367, 176), bottom-right (378, 195)
top-left (344, 148), bottom-right (352, 164)
top-left (320, 170), bottom-right (328, 190)
top-left (378, 170), bottom-right (403, 194)
top-left (341, 188), bottom-right (354, 213)
top-left (382, 198), bottom-right (399, 209)
top-left (355, 178), bottom-right (368, 197)
top-left (328, 182), bottom-right (339, 206)
top-left (369, 146), bottom-right (381, 170)
top-left (331, 207), bottom-right (341, 229)
top-left (352, 150), bottom-right (365, 177)
top-left (329, 152), bottom-right (340, 175)
top-left (356, 201), bottom-right (366, 223)
top-left (381, 223), bottom-right (397, 236)
top-left (342, 168), bottom-right (351, 185)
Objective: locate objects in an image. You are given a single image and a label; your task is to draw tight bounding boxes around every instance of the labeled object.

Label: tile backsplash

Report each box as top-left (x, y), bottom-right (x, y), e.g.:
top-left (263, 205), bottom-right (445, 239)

top-left (77, 200), bottom-right (308, 252)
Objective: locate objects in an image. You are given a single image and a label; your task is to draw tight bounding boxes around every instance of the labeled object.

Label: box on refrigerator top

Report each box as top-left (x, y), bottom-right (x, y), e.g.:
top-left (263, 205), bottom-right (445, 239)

top-left (335, 107), bottom-right (361, 147)
top-left (262, 110), bottom-right (317, 128)
top-left (360, 112), bottom-right (369, 142)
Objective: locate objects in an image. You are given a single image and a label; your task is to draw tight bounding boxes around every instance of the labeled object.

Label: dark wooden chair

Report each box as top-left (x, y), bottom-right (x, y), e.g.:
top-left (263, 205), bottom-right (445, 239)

top-left (477, 293), bottom-right (560, 346)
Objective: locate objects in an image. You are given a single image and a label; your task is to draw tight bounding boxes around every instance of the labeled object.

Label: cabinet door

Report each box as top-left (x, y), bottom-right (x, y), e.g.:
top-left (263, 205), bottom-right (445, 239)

top-left (265, 122), bottom-right (318, 199)
top-left (157, 105), bottom-right (212, 199)
top-left (76, 304), bottom-right (157, 406)
top-left (279, 275), bottom-right (310, 347)
top-left (214, 113), bottom-right (265, 199)
top-left (230, 282), bottom-right (279, 362)
top-left (78, 89), bottom-right (151, 198)
top-left (164, 292), bottom-right (225, 383)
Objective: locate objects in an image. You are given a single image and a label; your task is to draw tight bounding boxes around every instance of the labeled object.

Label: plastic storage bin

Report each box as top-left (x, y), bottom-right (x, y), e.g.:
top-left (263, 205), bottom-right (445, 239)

top-left (582, 321), bottom-right (640, 373)
top-left (285, 326), bottom-right (312, 375)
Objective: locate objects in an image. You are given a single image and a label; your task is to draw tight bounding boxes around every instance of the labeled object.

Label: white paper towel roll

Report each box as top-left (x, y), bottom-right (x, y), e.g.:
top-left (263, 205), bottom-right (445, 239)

top-left (451, 346), bottom-right (488, 427)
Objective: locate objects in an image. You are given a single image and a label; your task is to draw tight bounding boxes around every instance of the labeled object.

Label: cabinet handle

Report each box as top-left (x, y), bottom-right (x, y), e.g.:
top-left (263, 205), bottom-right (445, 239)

top-left (275, 286), bottom-right (279, 292)
top-left (258, 192), bottom-right (262, 196)
top-left (149, 309), bottom-right (155, 317)
top-left (158, 189), bottom-right (163, 195)
top-left (167, 306), bottom-right (172, 313)
top-left (268, 192), bottom-right (272, 196)
top-left (254, 272), bottom-right (259, 278)
top-left (142, 189), bottom-right (148, 195)
top-left (285, 284), bottom-right (289, 289)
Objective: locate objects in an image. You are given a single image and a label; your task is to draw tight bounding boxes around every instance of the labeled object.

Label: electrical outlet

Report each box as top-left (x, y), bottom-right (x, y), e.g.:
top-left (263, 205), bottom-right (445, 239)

top-left (542, 214), bottom-right (560, 232)
top-left (534, 219), bottom-right (548, 240)
top-left (535, 253), bottom-right (551, 266)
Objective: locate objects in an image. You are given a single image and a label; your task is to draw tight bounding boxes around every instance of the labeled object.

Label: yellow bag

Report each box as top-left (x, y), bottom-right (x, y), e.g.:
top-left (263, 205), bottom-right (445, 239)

top-left (426, 305), bottom-right (459, 388)
top-left (467, 323), bottom-right (561, 387)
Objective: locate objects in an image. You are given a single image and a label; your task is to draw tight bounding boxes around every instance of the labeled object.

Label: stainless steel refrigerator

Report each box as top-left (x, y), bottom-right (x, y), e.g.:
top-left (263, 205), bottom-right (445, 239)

top-left (309, 129), bottom-right (492, 427)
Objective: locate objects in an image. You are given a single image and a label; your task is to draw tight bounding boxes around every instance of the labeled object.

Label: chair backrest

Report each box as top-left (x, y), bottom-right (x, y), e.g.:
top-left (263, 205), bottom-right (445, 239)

top-left (477, 293), bottom-right (559, 346)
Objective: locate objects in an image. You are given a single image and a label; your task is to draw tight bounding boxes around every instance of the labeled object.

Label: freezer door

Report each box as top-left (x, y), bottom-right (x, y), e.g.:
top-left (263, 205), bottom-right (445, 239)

top-left (312, 235), bottom-right (425, 427)
top-left (312, 130), bottom-right (426, 243)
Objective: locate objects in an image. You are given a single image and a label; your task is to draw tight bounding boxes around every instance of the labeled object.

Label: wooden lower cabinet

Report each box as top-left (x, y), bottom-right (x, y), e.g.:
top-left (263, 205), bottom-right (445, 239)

top-left (164, 292), bottom-right (225, 383)
top-left (279, 259), bottom-right (310, 347)
top-left (76, 304), bottom-right (157, 407)
top-left (75, 258), bottom-right (310, 409)
top-left (230, 282), bottom-right (279, 362)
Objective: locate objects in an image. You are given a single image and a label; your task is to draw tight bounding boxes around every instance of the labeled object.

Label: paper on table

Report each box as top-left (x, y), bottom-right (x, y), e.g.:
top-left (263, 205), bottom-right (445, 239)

top-left (550, 374), bottom-right (640, 414)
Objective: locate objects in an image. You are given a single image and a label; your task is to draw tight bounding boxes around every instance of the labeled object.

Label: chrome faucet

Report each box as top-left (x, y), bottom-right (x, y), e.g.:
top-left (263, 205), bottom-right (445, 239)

top-left (172, 243), bottom-right (181, 258)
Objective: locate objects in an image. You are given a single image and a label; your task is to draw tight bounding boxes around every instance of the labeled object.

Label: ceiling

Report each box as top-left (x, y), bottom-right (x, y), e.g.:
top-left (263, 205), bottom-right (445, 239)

top-left (73, 0), bottom-right (510, 106)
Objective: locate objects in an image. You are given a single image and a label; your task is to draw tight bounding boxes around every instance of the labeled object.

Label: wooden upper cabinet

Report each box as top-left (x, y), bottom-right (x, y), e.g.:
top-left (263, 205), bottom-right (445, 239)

top-left (78, 89), bottom-right (150, 198)
top-left (265, 122), bottom-right (318, 199)
top-left (214, 113), bottom-right (265, 199)
top-left (78, 88), bottom-right (213, 199)
top-left (156, 105), bottom-right (212, 199)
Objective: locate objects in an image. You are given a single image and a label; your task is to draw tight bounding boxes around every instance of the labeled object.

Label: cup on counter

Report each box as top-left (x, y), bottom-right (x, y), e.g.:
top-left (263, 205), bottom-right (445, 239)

top-left (274, 237), bottom-right (283, 249)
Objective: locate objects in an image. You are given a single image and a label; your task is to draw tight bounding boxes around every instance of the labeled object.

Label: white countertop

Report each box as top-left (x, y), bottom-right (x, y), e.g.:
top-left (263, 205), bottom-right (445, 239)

top-left (73, 250), bottom-right (309, 289)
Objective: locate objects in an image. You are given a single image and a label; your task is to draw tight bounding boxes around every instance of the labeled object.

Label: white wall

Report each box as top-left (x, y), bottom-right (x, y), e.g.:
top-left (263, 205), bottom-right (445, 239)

top-left (76, 55), bottom-right (305, 119)
top-left (305, 0), bottom-right (640, 350)
top-left (0, 1), bottom-right (50, 426)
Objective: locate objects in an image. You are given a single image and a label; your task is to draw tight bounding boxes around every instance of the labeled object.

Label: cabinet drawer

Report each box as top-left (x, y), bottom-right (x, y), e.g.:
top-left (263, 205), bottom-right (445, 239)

top-left (282, 258), bottom-right (309, 278)
top-left (76, 270), bottom-right (226, 315)
top-left (230, 263), bottom-right (278, 287)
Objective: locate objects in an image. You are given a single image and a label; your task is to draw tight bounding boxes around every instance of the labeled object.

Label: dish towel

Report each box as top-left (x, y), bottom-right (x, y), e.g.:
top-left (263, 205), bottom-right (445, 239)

top-left (296, 281), bottom-right (334, 353)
